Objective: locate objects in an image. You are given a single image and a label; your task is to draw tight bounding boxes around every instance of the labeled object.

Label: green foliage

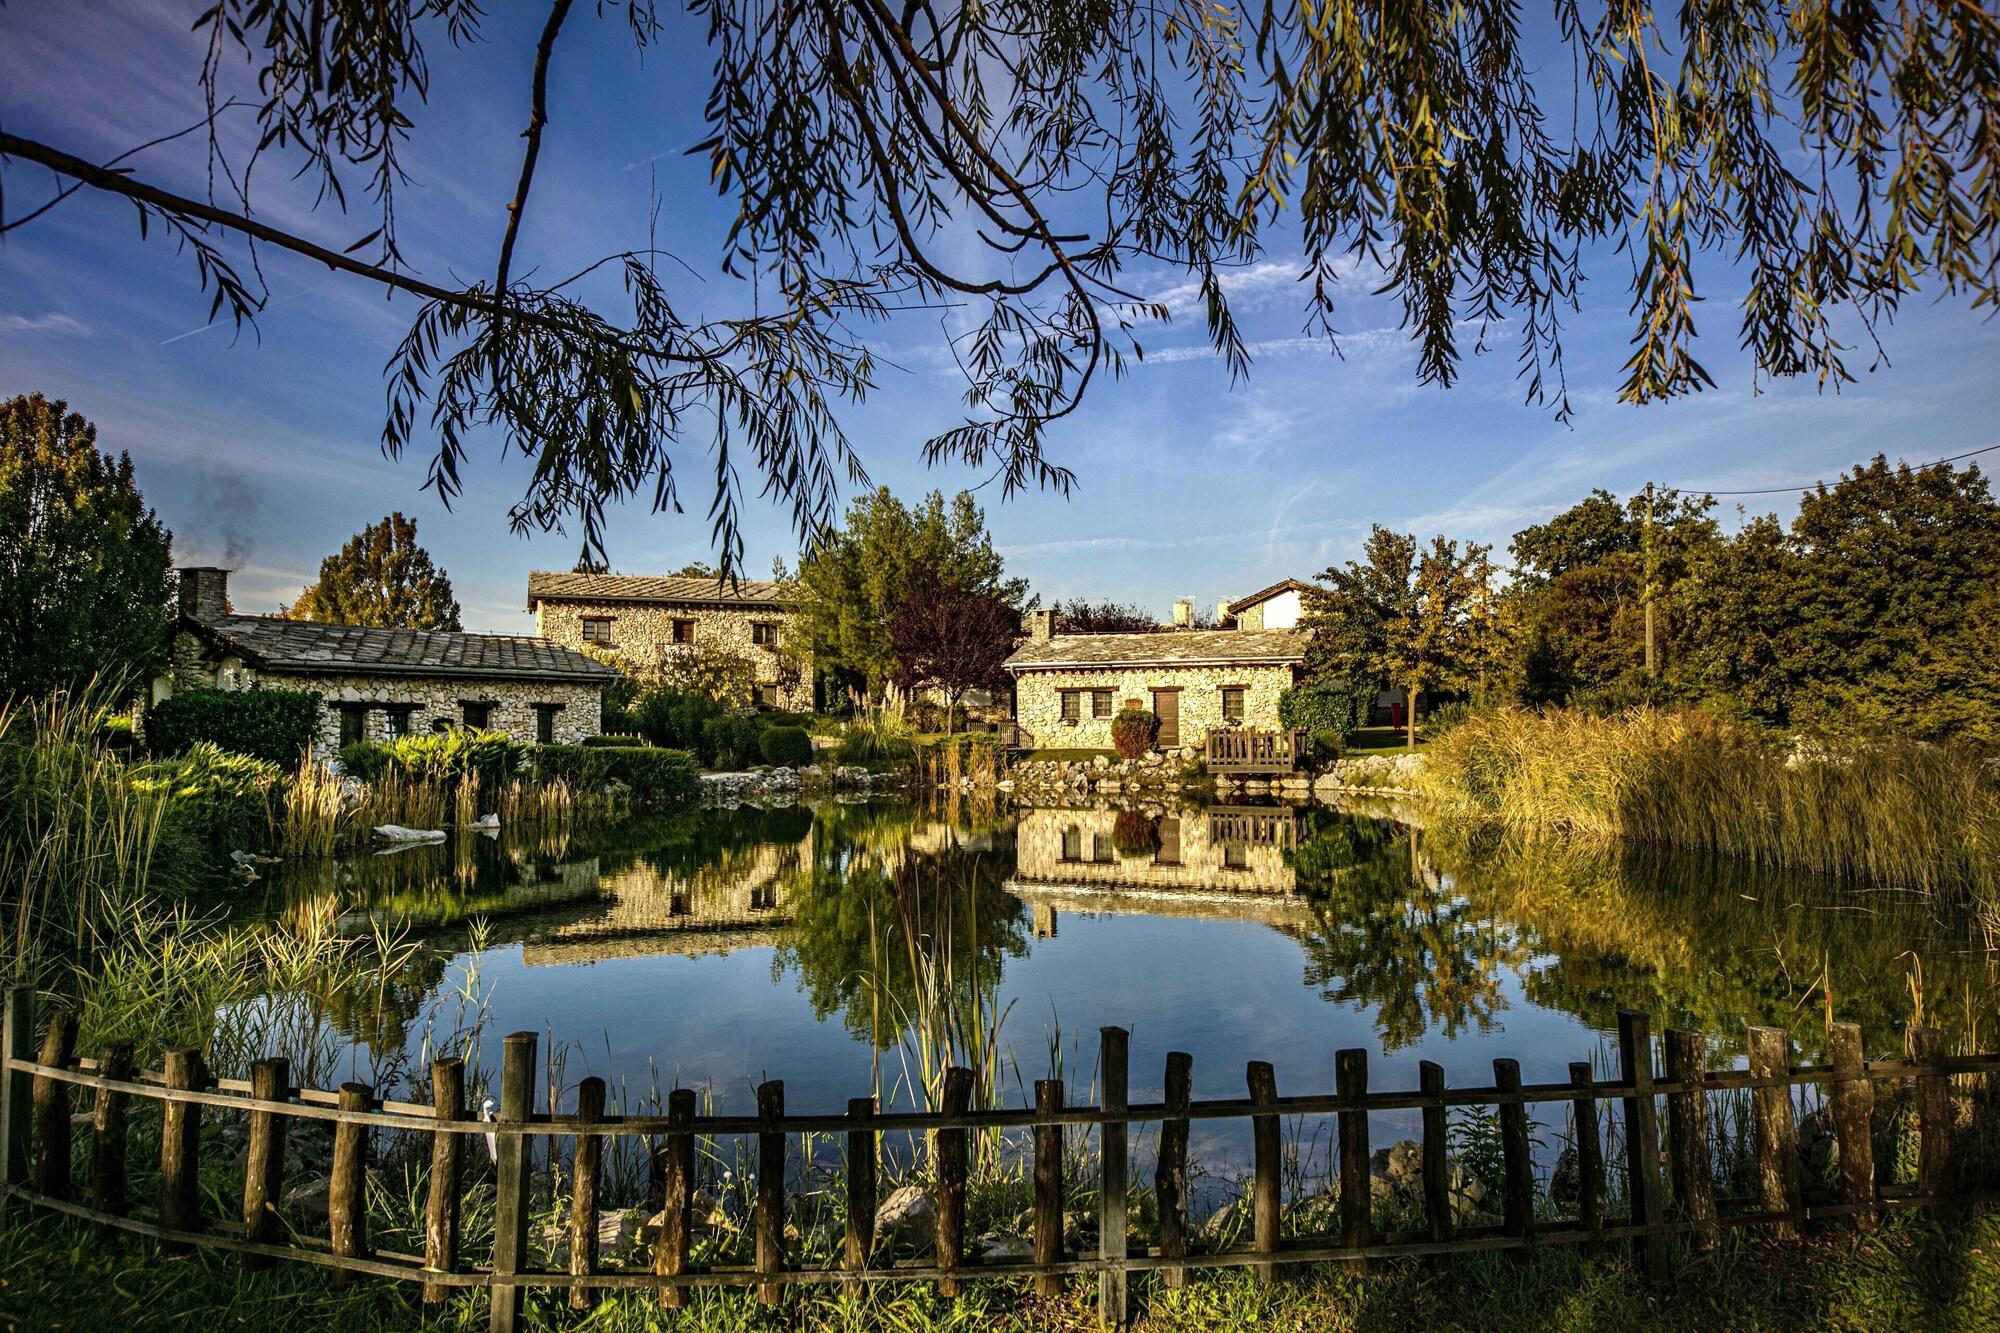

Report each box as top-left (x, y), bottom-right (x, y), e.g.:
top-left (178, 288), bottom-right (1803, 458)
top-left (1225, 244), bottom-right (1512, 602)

top-left (1111, 810), bottom-right (1158, 857)
top-left (145, 688), bottom-right (322, 768)
top-left (336, 729), bottom-right (521, 787)
top-left (1109, 707), bottom-right (1158, 759)
top-left (633, 687), bottom-right (723, 754)
top-left (0, 394), bottom-right (174, 699)
top-left (1278, 683), bottom-right (1355, 763)
top-left (792, 488), bottom-right (1028, 694)
top-left (282, 512), bottom-right (461, 629)
top-left (658, 643), bottom-right (760, 709)
top-left (533, 744), bottom-right (699, 805)
top-left (701, 714), bottom-right (767, 769)
top-left (758, 725), bottom-right (813, 767)
top-left (836, 708), bottom-right (917, 766)
top-left (135, 741), bottom-right (283, 856)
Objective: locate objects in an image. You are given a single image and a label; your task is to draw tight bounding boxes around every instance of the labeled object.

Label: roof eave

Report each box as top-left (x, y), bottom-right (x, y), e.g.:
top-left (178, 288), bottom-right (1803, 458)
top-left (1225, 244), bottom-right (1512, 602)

top-left (1006, 656), bottom-right (1303, 673)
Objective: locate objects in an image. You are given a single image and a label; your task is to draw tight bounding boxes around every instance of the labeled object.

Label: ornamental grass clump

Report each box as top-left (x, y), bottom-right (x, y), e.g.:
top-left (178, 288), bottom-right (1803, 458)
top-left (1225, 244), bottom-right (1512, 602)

top-left (1416, 706), bottom-right (2000, 905)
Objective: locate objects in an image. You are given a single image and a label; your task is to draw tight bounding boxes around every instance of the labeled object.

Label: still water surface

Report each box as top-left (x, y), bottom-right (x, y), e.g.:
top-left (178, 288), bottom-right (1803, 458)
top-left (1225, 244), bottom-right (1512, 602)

top-left (259, 798), bottom-right (1992, 1140)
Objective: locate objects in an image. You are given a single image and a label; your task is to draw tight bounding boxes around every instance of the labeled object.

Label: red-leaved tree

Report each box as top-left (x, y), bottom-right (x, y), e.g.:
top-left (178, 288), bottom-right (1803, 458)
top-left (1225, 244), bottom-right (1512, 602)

top-left (889, 577), bottom-right (1021, 733)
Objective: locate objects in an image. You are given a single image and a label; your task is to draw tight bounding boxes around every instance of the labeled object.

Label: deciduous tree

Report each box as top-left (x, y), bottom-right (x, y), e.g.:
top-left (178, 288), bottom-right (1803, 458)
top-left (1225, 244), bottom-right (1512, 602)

top-left (1053, 598), bottom-right (1156, 634)
top-left (0, 394), bottom-right (173, 699)
top-left (284, 512), bottom-right (462, 631)
top-left (888, 578), bottom-right (1020, 732)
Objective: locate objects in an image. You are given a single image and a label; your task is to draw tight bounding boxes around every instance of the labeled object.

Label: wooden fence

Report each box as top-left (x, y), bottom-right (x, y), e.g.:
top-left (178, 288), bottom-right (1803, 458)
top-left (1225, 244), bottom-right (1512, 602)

top-left (1205, 728), bottom-right (1306, 775)
top-left (1, 987), bottom-right (1994, 1331)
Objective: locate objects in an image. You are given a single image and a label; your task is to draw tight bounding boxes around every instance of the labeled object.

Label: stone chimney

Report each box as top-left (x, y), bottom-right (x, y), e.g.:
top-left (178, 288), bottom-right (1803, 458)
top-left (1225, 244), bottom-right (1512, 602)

top-left (1025, 608), bottom-right (1057, 643)
top-left (178, 567), bottom-right (230, 621)
top-left (1171, 598), bottom-right (1193, 628)
top-left (1217, 599), bottom-right (1234, 627)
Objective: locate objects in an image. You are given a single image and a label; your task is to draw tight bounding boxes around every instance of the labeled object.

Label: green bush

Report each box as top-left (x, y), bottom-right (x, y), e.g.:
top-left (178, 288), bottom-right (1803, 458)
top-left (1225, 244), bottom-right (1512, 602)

top-left (1279, 682), bottom-right (1356, 764)
top-left (836, 710), bottom-right (916, 765)
top-left (634, 687), bottom-right (722, 753)
top-left (581, 734), bottom-right (647, 747)
top-left (701, 714), bottom-right (767, 769)
top-left (335, 730), bottom-right (521, 786)
top-left (337, 741), bottom-right (391, 782)
top-left (135, 741), bottom-right (284, 855)
top-left (1111, 809), bottom-right (1159, 857)
top-left (146, 688), bottom-right (322, 767)
top-left (1110, 706), bottom-right (1159, 759)
top-left (535, 744), bottom-right (700, 805)
top-left (759, 725), bottom-right (814, 767)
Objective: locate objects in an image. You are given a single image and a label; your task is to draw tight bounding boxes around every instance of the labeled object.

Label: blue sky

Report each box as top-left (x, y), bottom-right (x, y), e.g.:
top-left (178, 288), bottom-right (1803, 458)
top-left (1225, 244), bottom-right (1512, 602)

top-left (4, 3), bottom-right (1997, 632)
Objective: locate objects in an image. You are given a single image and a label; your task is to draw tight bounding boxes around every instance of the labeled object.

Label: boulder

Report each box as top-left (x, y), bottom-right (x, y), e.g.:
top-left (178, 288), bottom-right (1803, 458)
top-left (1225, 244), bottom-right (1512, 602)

top-left (872, 1184), bottom-right (936, 1251)
top-left (977, 1233), bottom-right (1035, 1261)
top-left (538, 1208), bottom-right (646, 1267)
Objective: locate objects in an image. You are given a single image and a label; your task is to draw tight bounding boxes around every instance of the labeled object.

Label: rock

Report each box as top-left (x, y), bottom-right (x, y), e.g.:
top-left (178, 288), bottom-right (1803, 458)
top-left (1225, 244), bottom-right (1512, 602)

top-left (470, 813), bottom-right (500, 830)
top-left (282, 1175), bottom-right (331, 1219)
top-left (538, 1208), bottom-right (646, 1267)
top-left (977, 1233), bottom-right (1035, 1261)
top-left (873, 1184), bottom-right (936, 1251)
top-left (373, 824), bottom-right (445, 842)
top-left (1199, 1200), bottom-right (1244, 1244)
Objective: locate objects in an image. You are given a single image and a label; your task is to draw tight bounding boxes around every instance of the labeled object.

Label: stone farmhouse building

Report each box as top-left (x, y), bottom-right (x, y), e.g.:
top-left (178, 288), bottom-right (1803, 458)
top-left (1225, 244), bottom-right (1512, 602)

top-left (157, 568), bottom-right (614, 755)
top-left (1004, 607), bottom-right (1308, 751)
top-left (1225, 577), bottom-right (1312, 630)
top-left (526, 571), bottom-right (811, 711)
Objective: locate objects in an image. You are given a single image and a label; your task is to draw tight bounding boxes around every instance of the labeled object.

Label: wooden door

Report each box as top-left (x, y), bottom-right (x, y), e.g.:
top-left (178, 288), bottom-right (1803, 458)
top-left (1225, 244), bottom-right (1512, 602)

top-left (1151, 688), bottom-right (1180, 747)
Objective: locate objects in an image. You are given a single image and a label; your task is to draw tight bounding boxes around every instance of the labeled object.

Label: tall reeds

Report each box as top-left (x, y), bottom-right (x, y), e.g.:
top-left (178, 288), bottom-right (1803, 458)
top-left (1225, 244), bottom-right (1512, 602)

top-left (1418, 707), bottom-right (2000, 906)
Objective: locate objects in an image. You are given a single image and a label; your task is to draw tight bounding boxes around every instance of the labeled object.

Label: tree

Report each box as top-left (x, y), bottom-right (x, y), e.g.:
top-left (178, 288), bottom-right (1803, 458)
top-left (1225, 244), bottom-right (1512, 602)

top-left (793, 488), bottom-right (1027, 695)
top-left (284, 513), bottom-right (462, 631)
top-left (1053, 598), bottom-right (1156, 634)
top-left (7, 5), bottom-right (1993, 563)
top-left (888, 578), bottom-right (1020, 732)
top-left (1305, 527), bottom-right (1499, 750)
top-left (0, 394), bottom-right (173, 699)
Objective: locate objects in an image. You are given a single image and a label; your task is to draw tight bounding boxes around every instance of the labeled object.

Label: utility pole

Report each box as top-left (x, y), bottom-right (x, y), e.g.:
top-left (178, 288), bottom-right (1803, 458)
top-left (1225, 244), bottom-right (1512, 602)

top-left (1643, 482), bottom-right (1657, 678)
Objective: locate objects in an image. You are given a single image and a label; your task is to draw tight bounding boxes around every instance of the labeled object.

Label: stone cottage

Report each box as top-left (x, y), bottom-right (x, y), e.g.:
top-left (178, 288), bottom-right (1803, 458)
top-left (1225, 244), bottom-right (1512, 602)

top-left (1004, 608), bottom-right (1308, 751)
top-left (1226, 577), bottom-right (1312, 630)
top-left (526, 571), bottom-right (811, 710)
top-left (157, 567), bottom-right (615, 755)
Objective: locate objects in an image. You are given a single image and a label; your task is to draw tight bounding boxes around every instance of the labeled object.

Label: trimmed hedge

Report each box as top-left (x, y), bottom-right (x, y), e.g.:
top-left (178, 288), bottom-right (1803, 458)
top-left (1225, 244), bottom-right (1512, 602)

top-left (146, 688), bottom-right (321, 768)
top-left (1110, 706), bottom-right (1159, 759)
top-left (534, 744), bottom-right (700, 806)
top-left (1279, 682), bottom-right (1356, 764)
top-left (759, 725), bottom-right (814, 767)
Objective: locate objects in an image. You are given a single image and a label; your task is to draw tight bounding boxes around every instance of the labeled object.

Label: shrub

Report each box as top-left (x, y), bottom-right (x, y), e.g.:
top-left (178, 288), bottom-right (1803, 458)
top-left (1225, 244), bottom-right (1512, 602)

top-left (1111, 809), bottom-right (1159, 857)
top-left (581, 734), bottom-right (647, 747)
top-left (135, 741), bottom-right (284, 855)
top-left (1110, 706), bottom-right (1159, 759)
top-left (334, 729), bottom-right (521, 786)
top-left (146, 688), bottom-right (322, 767)
top-left (837, 708), bottom-right (916, 765)
top-left (535, 744), bottom-right (700, 805)
top-left (759, 725), bottom-right (814, 767)
top-left (701, 714), bottom-right (767, 769)
top-left (337, 741), bottom-right (391, 782)
top-left (1279, 682), bottom-right (1355, 764)
top-left (634, 687), bottom-right (724, 754)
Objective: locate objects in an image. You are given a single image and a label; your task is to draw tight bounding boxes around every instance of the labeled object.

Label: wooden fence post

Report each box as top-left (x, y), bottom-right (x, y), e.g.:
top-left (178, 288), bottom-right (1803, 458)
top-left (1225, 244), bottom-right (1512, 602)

top-left (91, 1041), bottom-right (135, 1227)
top-left (1156, 1052), bottom-right (1192, 1289)
top-left (756, 1079), bottom-right (785, 1307)
top-left (330, 1082), bottom-right (371, 1284)
top-left (1826, 1022), bottom-right (1875, 1230)
top-left (159, 1046), bottom-right (207, 1253)
top-left (845, 1096), bottom-right (876, 1276)
top-left (1746, 1026), bottom-right (1801, 1240)
top-left (489, 1031), bottom-right (537, 1333)
top-left (1663, 1030), bottom-right (1718, 1251)
top-left (1, 986), bottom-right (34, 1189)
top-left (425, 1058), bottom-right (466, 1303)
top-left (1494, 1058), bottom-right (1533, 1263)
top-left (1568, 1062), bottom-right (1605, 1255)
top-left (1247, 1061), bottom-right (1280, 1286)
top-left (1099, 1027), bottom-right (1129, 1328)
top-left (936, 1068), bottom-right (972, 1298)
top-left (1034, 1078), bottom-right (1065, 1299)
top-left (1336, 1048), bottom-right (1370, 1275)
top-left (31, 1009), bottom-right (77, 1200)
top-left (1617, 1011), bottom-right (1669, 1282)
top-left (1912, 1026), bottom-right (1955, 1204)
top-left (655, 1087), bottom-right (696, 1307)
top-left (1419, 1061), bottom-right (1452, 1251)
top-left (242, 1058), bottom-right (290, 1264)
top-left (570, 1077), bottom-right (605, 1310)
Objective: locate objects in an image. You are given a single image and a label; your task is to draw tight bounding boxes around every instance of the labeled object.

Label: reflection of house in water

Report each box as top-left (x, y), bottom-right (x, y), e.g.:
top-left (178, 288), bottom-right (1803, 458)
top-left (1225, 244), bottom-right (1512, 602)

top-left (519, 835), bottom-right (812, 966)
top-left (1005, 804), bottom-right (1313, 932)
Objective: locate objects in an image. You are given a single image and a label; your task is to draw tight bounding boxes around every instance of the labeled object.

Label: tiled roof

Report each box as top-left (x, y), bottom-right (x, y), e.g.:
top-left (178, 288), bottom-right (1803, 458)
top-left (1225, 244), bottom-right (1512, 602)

top-left (1227, 578), bottom-right (1313, 615)
top-left (1005, 628), bottom-right (1309, 671)
top-left (526, 570), bottom-right (792, 609)
top-left (190, 615), bottom-right (618, 683)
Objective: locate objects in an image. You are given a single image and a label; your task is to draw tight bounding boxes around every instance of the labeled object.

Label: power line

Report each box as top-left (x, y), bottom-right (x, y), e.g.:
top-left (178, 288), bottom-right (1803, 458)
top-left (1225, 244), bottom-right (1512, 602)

top-left (1668, 441), bottom-right (2000, 498)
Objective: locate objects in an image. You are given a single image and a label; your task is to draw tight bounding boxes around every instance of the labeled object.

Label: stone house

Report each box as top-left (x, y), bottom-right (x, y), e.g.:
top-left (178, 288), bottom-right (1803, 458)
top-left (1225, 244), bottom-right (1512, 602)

top-left (526, 571), bottom-right (811, 710)
top-left (1226, 578), bottom-right (1312, 630)
top-left (1008, 804), bottom-right (1302, 897)
top-left (157, 567), bottom-right (615, 755)
top-left (1004, 608), bottom-right (1308, 751)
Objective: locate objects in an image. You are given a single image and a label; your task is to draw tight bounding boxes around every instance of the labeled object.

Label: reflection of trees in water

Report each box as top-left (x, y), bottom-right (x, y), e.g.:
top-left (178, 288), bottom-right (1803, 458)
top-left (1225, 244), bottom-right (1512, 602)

top-left (1286, 811), bottom-right (1529, 1050)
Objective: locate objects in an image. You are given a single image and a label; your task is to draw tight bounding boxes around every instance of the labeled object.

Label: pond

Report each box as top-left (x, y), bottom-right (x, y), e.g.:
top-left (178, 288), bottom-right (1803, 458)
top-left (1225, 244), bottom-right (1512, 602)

top-left (251, 795), bottom-right (1997, 1171)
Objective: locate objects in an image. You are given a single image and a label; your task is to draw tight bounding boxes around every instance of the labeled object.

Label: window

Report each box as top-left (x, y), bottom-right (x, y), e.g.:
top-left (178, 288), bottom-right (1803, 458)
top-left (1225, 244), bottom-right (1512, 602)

top-left (337, 705), bottom-right (366, 748)
top-left (581, 616), bottom-right (615, 645)
top-left (1091, 688), bottom-right (1113, 718)
top-left (382, 707), bottom-right (415, 740)
top-left (1060, 690), bottom-right (1082, 723)
top-left (1155, 817), bottom-right (1183, 866)
top-left (532, 703), bottom-right (561, 745)
top-left (1091, 834), bottom-right (1115, 864)
top-left (751, 621), bottom-right (779, 648)
top-left (1062, 688), bottom-right (1113, 722)
top-left (1220, 686), bottom-right (1246, 725)
top-left (670, 619), bottom-right (697, 645)
top-left (1061, 826), bottom-right (1083, 862)
top-left (757, 683), bottom-right (779, 708)
top-left (461, 701), bottom-right (493, 730)
top-left (1223, 843), bottom-right (1248, 870)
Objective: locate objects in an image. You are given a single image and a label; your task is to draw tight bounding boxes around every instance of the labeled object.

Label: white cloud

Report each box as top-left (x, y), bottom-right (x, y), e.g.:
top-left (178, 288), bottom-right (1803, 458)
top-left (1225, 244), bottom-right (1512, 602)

top-left (0, 312), bottom-right (88, 336)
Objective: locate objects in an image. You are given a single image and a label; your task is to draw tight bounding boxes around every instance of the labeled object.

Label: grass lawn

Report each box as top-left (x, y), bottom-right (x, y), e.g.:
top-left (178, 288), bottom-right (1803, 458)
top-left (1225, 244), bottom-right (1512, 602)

top-left (1020, 747), bottom-right (1119, 764)
top-left (2, 1206), bottom-right (1994, 1331)
top-left (1344, 726), bottom-right (1423, 757)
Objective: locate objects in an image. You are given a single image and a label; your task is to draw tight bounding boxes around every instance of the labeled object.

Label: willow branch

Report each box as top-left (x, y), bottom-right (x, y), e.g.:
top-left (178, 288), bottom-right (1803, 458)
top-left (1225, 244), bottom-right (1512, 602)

top-left (495, 0), bottom-right (576, 299)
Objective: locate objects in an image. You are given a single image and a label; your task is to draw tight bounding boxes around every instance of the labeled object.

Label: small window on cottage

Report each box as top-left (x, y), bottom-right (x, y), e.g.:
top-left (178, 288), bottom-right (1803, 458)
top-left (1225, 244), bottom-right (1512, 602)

top-left (751, 621), bottom-right (779, 647)
top-left (1091, 689), bottom-right (1113, 718)
top-left (756, 683), bottom-right (779, 708)
top-left (670, 619), bottom-right (697, 645)
top-left (382, 707), bottom-right (415, 740)
top-left (1060, 690), bottom-right (1082, 723)
top-left (1220, 686), bottom-right (1246, 725)
top-left (461, 701), bottom-right (494, 730)
top-left (532, 703), bottom-right (560, 745)
top-left (581, 617), bottom-right (615, 645)
top-left (1061, 826), bottom-right (1083, 862)
top-left (337, 705), bottom-right (366, 749)
top-left (1092, 834), bottom-right (1115, 864)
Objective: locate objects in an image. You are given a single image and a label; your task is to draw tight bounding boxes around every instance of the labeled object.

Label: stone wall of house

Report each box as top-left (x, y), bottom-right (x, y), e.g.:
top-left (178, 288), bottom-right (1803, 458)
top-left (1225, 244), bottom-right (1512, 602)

top-left (1012, 662), bottom-right (1295, 750)
top-left (534, 599), bottom-right (811, 710)
top-left (162, 633), bottom-right (600, 754)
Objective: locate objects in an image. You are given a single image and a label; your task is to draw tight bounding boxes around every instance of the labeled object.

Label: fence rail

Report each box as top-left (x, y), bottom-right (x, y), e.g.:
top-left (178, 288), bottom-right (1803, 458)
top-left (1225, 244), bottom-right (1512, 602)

top-left (2, 987), bottom-right (1994, 1330)
top-left (1205, 728), bottom-right (1306, 775)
